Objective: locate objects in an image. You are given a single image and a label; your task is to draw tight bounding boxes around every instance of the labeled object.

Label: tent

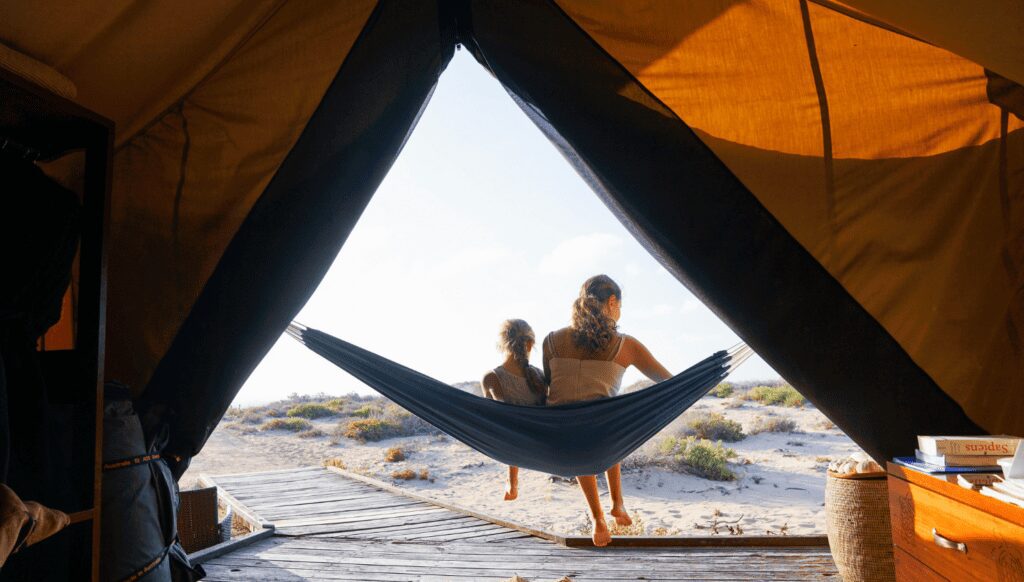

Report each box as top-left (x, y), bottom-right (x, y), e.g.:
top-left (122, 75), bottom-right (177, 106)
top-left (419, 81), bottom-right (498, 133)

top-left (2, 0), bottom-right (1021, 478)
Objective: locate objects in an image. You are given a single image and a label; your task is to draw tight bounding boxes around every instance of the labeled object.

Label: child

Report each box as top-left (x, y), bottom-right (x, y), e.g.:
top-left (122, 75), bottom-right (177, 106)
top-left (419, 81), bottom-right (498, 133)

top-left (480, 319), bottom-right (546, 500)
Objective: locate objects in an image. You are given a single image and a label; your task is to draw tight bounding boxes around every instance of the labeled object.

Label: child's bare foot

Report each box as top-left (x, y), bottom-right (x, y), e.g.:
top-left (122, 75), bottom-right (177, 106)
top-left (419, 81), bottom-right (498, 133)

top-left (592, 517), bottom-right (611, 547)
top-left (610, 506), bottom-right (632, 526)
top-left (503, 484), bottom-right (518, 501)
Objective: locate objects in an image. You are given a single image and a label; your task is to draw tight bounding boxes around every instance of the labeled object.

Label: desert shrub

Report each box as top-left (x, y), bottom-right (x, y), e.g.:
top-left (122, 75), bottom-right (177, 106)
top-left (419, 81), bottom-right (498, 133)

top-left (261, 418), bottom-right (312, 432)
top-left (225, 422), bottom-right (259, 435)
top-left (324, 398), bottom-right (348, 411)
top-left (382, 404), bottom-right (440, 436)
top-left (749, 416), bottom-right (798, 434)
top-left (683, 412), bottom-right (745, 442)
top-left (816, 418), bottom-right (837, 431)
top-left (709, 382), bottom-right (734, 398)
top-left (418, 468), bottom-right (429, 480)
top-left (743, 385), bottom-right (805, 407)
top-left (263, 407), bottom-right (285, 418)
top-left (239, 408), bottom-right (265, 425)
top-left (297, 428), bottom-right (325, 439)
top-left (391, 469), bottom-right (417, 480)
top-left (657, 436), bottom-right (737, 481)
top-left (351, 404), bottom-right (382, 418)
top-left (384, 447), bottom-right (406, 462)
top-left (286, 402), bottom-right (336, 419)
top-left (343, 418), bottom-right (403, 442)
top-left (322, 457), bottom-right (346, 469)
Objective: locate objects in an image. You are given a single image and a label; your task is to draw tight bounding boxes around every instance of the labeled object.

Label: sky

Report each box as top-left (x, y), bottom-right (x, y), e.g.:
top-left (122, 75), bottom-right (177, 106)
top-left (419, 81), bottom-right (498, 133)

top-left (234, 50), bottom-right (780, 406)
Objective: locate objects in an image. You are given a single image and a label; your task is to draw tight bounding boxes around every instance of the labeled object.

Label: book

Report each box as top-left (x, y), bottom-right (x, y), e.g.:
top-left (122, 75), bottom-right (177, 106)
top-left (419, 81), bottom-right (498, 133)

top-left (981, 486), bottom-right (1024, 508)
top-left (893, 456), bottom-right (1004, 474)
top-left (917, 435), bottom-right (1020, 457)
top-left (957, 473), bottom-right (1002, 490)
top-left (915, 449), bottom-right (1005, 468)
top-left (992, 479), bottom-right (1024, 499)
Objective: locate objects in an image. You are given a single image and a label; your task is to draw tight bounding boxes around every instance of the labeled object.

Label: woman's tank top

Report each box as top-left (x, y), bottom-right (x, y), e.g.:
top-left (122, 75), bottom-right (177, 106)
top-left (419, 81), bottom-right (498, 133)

top-left (488, 366), bottom-right (545, 406)
top-left (546, 333), bottom-right (627, 405)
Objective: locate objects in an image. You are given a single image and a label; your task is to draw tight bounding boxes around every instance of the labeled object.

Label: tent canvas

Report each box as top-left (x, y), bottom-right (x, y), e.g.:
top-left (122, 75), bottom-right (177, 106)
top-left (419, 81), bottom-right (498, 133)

top-left (1, 0), bottom-right (1020, 477)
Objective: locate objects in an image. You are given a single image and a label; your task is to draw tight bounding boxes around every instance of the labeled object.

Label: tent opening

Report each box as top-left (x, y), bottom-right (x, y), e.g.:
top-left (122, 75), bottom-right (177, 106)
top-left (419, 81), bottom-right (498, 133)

top-left (181, 51), bottom-right (863, 539)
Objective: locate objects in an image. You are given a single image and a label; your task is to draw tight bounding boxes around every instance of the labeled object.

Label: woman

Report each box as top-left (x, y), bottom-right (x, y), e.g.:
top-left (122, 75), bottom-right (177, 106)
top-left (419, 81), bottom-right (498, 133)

top-left (481, 319), bottom-right (547, 501)
top-left (543, 275), bottom-right (672, 546)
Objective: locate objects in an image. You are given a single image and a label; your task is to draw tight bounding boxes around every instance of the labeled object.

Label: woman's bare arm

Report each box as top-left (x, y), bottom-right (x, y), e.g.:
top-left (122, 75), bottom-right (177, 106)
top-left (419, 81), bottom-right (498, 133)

top-left (481, 372), bottom-right (502, 401)
top-left (620, 336), bottom-right (672, 382)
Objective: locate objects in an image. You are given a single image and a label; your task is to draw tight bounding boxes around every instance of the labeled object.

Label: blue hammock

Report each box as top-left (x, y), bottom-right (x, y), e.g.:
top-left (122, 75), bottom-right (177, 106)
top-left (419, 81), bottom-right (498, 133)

top-left (287, 323), bottom-right (752, 477)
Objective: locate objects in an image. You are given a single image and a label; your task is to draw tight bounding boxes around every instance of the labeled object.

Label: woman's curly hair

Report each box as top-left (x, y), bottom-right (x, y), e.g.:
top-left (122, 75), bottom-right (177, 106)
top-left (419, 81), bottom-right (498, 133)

top-left (497, 319), bottom-right (546, 401)
top-left (570, 274), bottom-right (621, 353)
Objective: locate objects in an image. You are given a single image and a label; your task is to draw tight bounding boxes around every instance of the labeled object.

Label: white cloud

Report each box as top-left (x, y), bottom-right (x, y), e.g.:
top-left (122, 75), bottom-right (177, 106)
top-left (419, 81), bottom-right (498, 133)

top-left (538, 233), bottom-right (623, 275)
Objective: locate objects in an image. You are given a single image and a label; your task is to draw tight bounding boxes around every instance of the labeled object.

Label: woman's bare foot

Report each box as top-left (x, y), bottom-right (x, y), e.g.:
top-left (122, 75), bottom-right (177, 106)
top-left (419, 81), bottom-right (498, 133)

top-left (610, 505), bottom-right (632, 526)
top-left (503, 483), bottom-right (518, 501)
top-left (592, 517), bottom-right (612, 547)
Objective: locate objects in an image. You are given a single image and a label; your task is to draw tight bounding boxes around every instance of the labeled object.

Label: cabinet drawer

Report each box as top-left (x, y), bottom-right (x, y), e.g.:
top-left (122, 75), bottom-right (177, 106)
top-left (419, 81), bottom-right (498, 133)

top-left (889, 477), bottom-right (1024, 581)
top-left (894, 546), bottom-right (947, 581)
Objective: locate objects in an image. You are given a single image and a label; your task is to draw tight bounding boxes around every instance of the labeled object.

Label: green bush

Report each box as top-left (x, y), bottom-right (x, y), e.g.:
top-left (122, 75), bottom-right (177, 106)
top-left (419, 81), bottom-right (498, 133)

top-left (261, 418), bottom-right (312, 432)
top-left (351, 404), bottom-right (382, 418)
top-left (743, 385), bottom-right (805, 407)
top-left (683, 412), bottom-right (745, 442)
top-left (286, 402), bottom-right (336, 419)
top-left (709, 382), bottom-right (734, 398)
top-left (343, 418), bottom-right (403, 442)
top-left (657, 436), bottom-right (737, 481)
top-left (324, 398), bottom-right (348, 411)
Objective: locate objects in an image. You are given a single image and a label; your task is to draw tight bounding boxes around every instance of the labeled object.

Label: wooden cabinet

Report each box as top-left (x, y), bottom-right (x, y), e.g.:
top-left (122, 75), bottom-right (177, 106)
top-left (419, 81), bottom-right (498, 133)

top-left (888, 463), bottom-right (1024, 582)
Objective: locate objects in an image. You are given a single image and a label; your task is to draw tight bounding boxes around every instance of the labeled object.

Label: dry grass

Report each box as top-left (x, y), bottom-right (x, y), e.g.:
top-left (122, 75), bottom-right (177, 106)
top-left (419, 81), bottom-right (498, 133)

top-left (384, 447), bottom-right (406, 462)
top-left (322, 457), bottom-right (346, 469)
top-left (418, 468), bottom-right (430, 480)
top-left (749, 416), bottom-right (798, 434)
top-left (391, 469), bottom-right (417, 480)
top-left (297, 428), bottom-right (325, 439)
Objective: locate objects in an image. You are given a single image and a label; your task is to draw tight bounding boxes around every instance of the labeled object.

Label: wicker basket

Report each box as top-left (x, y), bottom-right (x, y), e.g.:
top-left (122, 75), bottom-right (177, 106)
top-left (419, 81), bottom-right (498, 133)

top-left (825, 473), bottom-right (896, 582)
top-left (177, 487), bottom-right (221, 554)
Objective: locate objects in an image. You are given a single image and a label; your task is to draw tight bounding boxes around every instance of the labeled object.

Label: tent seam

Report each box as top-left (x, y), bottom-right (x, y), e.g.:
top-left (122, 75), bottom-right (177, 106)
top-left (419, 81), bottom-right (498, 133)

top-left (114, 0), bottom-right (291, 152)
top-left (799, 0), bottom-right (837, 261)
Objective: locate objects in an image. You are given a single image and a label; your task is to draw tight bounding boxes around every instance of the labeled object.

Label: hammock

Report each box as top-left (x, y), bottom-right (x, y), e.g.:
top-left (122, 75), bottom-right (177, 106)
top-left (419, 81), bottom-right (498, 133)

top-left (287, 323), bottom-right (753, 477)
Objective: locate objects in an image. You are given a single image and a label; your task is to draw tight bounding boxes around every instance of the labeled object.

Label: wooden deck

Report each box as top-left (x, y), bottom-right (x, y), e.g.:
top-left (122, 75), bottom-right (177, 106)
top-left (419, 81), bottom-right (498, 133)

top-left (198, 467), bottom-right (841, 581)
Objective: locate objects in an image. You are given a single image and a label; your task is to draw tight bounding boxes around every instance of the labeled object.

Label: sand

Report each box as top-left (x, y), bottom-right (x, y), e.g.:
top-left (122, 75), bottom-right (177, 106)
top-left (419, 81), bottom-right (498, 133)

top-left (182, 393), bottom-right (862, 537)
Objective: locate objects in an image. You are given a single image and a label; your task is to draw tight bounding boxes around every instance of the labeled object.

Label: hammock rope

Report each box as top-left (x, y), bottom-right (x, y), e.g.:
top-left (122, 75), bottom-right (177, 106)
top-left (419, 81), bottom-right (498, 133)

top-left (287, 323), bottom-right (751, 477)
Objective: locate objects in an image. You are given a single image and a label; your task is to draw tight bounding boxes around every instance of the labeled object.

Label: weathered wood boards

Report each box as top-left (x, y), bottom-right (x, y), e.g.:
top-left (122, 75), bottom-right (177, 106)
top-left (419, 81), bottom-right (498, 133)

top-left (202, 467), bottom-right (839, 580)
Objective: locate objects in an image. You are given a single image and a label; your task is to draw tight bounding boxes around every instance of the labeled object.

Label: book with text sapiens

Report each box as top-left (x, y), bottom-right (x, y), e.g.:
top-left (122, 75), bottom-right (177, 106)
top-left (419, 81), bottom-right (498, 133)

top-left (917, 435), bottom-right (1021, 457)
top-left (915, 449), bottom-right (1004, 468)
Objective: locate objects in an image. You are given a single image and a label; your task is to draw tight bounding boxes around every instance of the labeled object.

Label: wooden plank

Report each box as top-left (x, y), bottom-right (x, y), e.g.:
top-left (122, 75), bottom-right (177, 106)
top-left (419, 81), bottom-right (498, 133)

top-left (562, 534), bottom-right (831, 548)
top-left (257, 498), bottom-right (427, 519)
top-left (198, 475), bottom-right (273, 531)
top-left (274, 506), bottom-right (448, 528)
top-left (189, 527), bottom-right (275, 565)
top-left (202, 555), bottom-right (835, 581)
top-left (325, 466), bottom-right (563, 543)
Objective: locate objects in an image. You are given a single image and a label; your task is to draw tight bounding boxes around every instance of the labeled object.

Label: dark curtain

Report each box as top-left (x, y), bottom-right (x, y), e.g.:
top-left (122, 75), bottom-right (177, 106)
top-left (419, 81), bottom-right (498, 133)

top-left (137, 0), bottom-right (455, 476)
top-left (459, 0), bottom-right (980, 462)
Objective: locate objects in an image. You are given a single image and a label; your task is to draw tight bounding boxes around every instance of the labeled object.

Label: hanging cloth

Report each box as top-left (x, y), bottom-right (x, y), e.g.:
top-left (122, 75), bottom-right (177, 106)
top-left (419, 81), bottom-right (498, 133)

top-left (287, 324), bottom-right (753, 477)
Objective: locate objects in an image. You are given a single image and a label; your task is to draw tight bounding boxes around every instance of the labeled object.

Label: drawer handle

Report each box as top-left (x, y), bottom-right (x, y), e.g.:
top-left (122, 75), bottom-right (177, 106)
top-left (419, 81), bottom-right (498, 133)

top-left (932, 528), bottom-right (967, 553)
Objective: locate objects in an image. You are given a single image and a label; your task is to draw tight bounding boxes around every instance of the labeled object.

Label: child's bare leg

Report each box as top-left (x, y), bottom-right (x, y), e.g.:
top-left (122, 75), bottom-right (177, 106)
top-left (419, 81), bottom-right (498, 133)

top-left (577, 475), bottom-right (611, 546)
top-left (606, 463), bottom-right (631, 525)
top-left (504, 466), bottom-right (519, 501)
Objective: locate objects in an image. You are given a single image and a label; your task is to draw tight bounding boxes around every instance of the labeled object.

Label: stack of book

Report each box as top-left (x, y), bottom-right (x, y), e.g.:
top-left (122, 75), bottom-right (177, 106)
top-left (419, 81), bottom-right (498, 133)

top-left (980, 439), bottom-right (1024, 507)
top-left (894, 435), bottom-right (1020, 474)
